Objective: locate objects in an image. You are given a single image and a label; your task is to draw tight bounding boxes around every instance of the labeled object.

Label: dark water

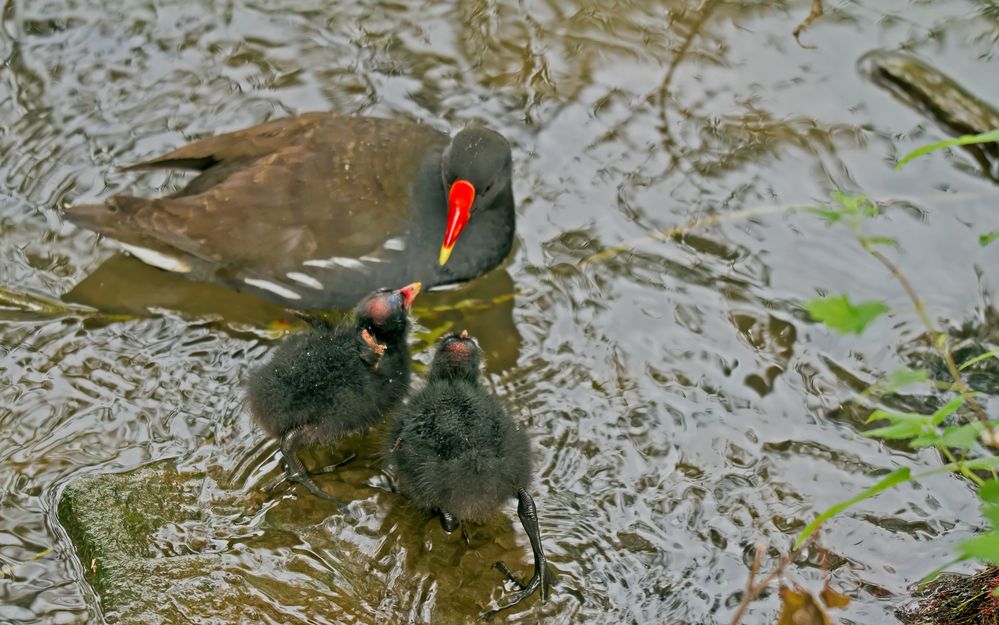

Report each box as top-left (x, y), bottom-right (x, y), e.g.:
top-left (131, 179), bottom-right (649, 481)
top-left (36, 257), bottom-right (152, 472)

top-left (2, 0), bottom-right (999, 623)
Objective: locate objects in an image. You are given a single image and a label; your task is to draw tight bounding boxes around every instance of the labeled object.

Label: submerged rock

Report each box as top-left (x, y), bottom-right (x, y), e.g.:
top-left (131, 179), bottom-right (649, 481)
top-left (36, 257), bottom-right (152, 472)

top-left (55, 450), bottom-right (509, 624)
top-left (859, 50), bottom-right (999, 182)
top-left (57, 459), bottom-right (388, 624)
top-left (57, 461), bottom-right (260, 623)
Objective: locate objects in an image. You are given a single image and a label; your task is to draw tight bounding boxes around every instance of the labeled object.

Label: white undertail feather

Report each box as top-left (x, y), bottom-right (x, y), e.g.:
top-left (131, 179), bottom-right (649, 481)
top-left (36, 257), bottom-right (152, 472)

top-left (119, 243), bottom-right (192, 273)
top-left (243, 278), bottom-right (302, 300)
top-left (286, 272), bottom-right (324, 289)
top-left (383, 237), bottom-right (406, 251)
top-left (302, 256), bottom-right (369, 272)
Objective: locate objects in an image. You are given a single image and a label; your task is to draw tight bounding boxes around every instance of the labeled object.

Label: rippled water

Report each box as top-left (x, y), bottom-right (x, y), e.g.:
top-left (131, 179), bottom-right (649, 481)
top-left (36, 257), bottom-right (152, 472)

top-left (2, 0), bottom-right (999, 623)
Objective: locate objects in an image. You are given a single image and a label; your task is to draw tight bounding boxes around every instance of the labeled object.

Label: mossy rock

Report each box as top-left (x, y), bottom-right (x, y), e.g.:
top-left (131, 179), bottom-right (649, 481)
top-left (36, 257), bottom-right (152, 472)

top-left (57, 461), bottom-right (249, 623)
top-left (57, 459), bottom-right (370, 624)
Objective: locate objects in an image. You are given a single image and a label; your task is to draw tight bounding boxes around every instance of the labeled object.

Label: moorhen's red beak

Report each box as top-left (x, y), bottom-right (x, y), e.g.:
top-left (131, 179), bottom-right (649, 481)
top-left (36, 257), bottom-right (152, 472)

top-left (439, 180), bottom-right (475, 266)
top-left (395, 281), bottom-right (422, 310)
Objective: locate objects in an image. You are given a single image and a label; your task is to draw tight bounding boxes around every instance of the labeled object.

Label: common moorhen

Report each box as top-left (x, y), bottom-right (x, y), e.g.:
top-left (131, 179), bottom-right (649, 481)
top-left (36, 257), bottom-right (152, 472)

top-left (66, 113), bottom-right (515, 308)
top-left (248, 282), bottom-right (420, 502)
top-left (385, 331), bottom-right (553, 616)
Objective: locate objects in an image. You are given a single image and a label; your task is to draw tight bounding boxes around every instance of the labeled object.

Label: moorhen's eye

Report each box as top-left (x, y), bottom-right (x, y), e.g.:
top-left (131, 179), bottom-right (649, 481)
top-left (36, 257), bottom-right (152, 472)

top-left (484, 181), bottom-right (494, 193)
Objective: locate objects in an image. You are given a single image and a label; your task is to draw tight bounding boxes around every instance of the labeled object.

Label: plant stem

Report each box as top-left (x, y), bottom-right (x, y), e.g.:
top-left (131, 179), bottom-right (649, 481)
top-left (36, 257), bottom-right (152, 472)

top-left (861, 244), bottom-right (990, 424)
top-left (940, 447), bottom-right (986, 485)
top-left (0, 286), bottom-right (134, 323)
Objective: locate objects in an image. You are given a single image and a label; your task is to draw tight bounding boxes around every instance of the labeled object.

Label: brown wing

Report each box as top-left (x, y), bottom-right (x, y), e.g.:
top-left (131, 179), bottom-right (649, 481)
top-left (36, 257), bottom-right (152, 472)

top-left (122, 112), bottom-right (331, 171)
top-left (87, 115), bottom-right (448, 278)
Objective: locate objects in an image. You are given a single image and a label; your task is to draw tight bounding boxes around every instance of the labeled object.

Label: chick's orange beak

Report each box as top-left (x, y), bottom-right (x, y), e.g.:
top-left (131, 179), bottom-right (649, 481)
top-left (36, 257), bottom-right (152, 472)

top-left (439, 180), bottom-right (475, 266)
top-left (395, 282), bottom-right (421, 310)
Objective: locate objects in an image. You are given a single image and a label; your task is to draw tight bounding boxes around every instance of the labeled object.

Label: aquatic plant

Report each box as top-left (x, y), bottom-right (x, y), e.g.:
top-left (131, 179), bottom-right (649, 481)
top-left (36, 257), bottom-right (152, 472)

top-left (798, 130), bottom-right (999, 565)
top-left (731, 129), bottom-right (999, 624)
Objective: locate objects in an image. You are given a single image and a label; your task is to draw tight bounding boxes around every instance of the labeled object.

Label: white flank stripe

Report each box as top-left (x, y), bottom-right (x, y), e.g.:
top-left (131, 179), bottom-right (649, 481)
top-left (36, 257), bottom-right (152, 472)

top-left (243, 278), bottom-right (301, 300)
top-left (302, 256), bottom-right (369, 272)
top-left (382, 237), bottom-right (406, 251)
top-left (359, 255), bottom-right (386, 263)
top-left (120, 243), bottom-right (192, 273)
top-left (286, 272), bottom-right (324, 290)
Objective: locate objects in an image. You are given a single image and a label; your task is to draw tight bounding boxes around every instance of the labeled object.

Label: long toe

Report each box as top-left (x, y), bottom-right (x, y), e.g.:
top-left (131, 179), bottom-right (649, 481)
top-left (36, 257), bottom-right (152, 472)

top-left (310, 452), bottom-right (357, 475)
top-left (481, 585), bottom-right (541, 619)
top-left (289, 472), bottom-right (344, 504)
top-left (494, 561), bottom-right (527, 590)
top-left (544, 565), bottom-right (557, 599)
top-left (481, 564), bottom-right (544, 618)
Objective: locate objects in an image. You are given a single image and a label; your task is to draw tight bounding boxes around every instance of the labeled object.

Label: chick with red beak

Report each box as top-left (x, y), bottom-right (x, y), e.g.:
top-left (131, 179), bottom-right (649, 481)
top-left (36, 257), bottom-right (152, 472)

top-left (396, 281), bottom-right (421, 309)
top-left (248, 283), bottom-right (420, 505)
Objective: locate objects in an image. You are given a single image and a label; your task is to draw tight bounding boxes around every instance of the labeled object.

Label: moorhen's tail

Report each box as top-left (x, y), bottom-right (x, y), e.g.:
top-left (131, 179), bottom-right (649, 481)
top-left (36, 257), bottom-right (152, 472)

top-left (63, 198), bottom-right (198, 275)
top-left (64, 196), bottom-right (163, 244)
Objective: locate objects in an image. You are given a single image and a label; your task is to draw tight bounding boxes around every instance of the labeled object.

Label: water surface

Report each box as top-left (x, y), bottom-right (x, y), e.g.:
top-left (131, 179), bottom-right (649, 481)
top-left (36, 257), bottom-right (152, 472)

top-left (2, 0), bottom-right (999, 623)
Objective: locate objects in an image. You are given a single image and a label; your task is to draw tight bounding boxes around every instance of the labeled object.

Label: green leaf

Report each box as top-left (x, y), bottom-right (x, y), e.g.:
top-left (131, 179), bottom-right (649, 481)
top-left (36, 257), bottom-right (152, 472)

top-left (911, 423), bottom-right (981, 449)
top-left (860, 236), bottom-right (897, 247)
top-left (937, 422), bottom-right (984, 448)
top-left (879, 397), bottom-right (966, 447)
top-left (831, 192), bottom-right (878, 218)
top-left (930, 396), bottom-right (966, 425)
top-left (980, 481), bottom-right (999, 528)
top-left (959, 530), bottom-right (999, 563)
top-left (863, 408), bottom-right (933, 440)
top-left (984, 506), bottom-right (999, 529)
top-left (896, 129), bottom-right (999, 170)
top-left (808, 208), bottom-right (845, 224)
top-left (805, 295), bottom-right (889, 335)
top-left (865, 409), bottom-right (930, 425)
top-left (963, 456), bottom-right (999, 471)
top-left (960, 348), bottom-right (999, 371)
top-left (795, 468), bottom-right (911, 548)
top-left (980, 231), bottom-right (999, 247)
top-left (938, 423), bottom-right (983, 448)
top-left (864, 423), bottom-right (926, 440)
top-left (980, 480), bottom-right (999, 504)
top-left (867, 367), bottom-right (929, 396)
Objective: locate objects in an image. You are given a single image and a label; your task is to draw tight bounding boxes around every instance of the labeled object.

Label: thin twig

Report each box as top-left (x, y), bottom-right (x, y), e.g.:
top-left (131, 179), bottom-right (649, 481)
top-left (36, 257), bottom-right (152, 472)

top-left (793, 0), bottom-right (825, 48)
top-left (729, 535), bottom-right (819, 625)
top-left (0, 286), bottom-right (134, 323)
top-left (577, 191), bottom-right (992, 270)
top-left (581, 201), bottom-right (812, 268)
top-left (729, 544), bottom-right (765, 625)
top-left (0, 546), bottom-right (54, 578)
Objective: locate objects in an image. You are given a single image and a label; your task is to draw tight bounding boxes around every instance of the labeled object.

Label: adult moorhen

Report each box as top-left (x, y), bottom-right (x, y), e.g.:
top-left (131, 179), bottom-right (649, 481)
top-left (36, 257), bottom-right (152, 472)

top-left (385, 331), bottom-right (553, 616)
top-left (248, 282), bottom-right (420, 503)
top-left (66, 113), bottom-right (515, 308)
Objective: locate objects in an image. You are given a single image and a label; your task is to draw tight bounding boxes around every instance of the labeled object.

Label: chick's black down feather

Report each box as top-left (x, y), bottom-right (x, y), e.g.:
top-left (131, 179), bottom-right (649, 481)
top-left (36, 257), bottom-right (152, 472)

top-left (249, 321), bottom-right (411, 444)
top-left (387, 339), bottom-right (531, 521)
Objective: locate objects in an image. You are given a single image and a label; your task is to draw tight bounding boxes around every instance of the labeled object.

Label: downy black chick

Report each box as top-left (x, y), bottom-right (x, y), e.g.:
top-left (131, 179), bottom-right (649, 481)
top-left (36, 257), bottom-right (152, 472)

top-left (386, 330), bottom-right (553, 615)
top-left (249, 282), bottom-right (421, 502)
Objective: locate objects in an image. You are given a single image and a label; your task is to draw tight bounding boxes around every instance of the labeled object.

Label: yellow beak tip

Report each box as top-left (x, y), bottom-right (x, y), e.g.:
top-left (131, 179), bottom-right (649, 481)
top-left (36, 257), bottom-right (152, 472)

top-left (438, 247), bottom-right (453, 266)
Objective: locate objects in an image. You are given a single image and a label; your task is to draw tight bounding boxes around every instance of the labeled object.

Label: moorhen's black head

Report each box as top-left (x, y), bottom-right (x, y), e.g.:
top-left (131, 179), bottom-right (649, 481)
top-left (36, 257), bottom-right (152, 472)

top-left (355, 282), bottom-right (421, 344)
top-left (438, 127), bottom-right (513, 266)
top-left (429, 330), bottom-right (482, 382)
